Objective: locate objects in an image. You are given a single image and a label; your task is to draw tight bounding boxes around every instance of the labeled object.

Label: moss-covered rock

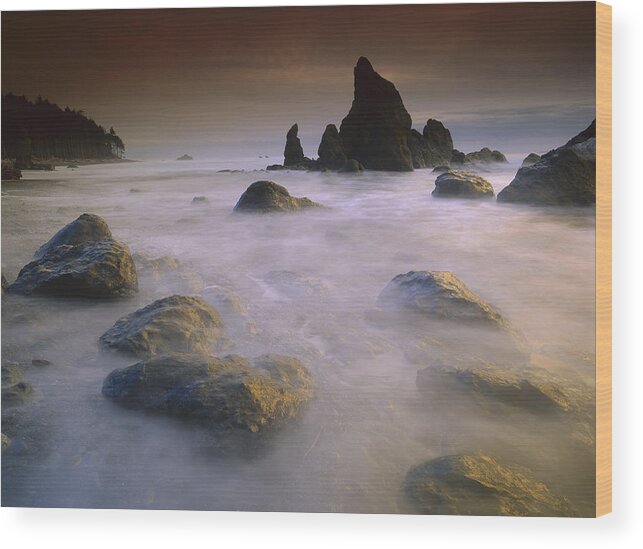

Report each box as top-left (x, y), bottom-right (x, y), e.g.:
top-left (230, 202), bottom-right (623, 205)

top-left (102, 353), bottom-right (313, 433)
top-left (405, 454), bottom-right (576, 516)
top-left (99, 295), bottom-right (226, 359)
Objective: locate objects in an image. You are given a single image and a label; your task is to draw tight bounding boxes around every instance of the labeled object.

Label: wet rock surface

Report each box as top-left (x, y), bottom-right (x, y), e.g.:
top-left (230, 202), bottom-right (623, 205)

top-left (33, 213), bottom-right (112, 260)
top-left (99, 295), bottom-right (226, 358)
top-left (405, 454), bottom-right (575, 516)
top-left (233, 181), bottom-right (323, 213)
top-left (102, 352), bottom-right (314, 433)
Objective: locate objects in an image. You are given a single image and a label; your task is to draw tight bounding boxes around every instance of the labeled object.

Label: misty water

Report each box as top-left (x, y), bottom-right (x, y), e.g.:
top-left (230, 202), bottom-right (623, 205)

top-left (1, 157), bottom-right (595, 513)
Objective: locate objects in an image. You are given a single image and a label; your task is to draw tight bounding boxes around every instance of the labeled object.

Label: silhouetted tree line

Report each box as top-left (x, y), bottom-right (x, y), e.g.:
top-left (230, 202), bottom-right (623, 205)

top-left (2, 93), bottom-right (125, 167)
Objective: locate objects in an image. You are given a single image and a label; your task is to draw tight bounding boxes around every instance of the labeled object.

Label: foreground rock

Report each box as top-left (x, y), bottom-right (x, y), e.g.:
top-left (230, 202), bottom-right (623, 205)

top-left (339, 57), bottom-right (413, 171)
top-left (317, 124), bottom-right (347, 170)
top-left (233, 181), bottom-right (323, 213)
top-left (99, 295), bottom-right (225, 359)
top-left (102, 353), bottom-right (313, 433)
top-left (432, 170), bottom-right (494, 198)
top-left (498, 121), bottom-right (596, 206)
top-left (378, 271), bottom-right (509, 330)
top-left (9, 240), bottom-right (138, 298)
top-left (405, 454), bottom-right (575, 516)
top-left (34, 213), bottom-right (112, 260)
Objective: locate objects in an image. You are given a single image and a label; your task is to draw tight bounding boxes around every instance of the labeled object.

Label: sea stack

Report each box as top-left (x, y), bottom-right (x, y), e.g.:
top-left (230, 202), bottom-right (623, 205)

top-left (284, 124), bottom-right (306, 167)
top-left (339, 57), bottom-right (414, 171)
top-left (317, 124), bottom-right (347, 170)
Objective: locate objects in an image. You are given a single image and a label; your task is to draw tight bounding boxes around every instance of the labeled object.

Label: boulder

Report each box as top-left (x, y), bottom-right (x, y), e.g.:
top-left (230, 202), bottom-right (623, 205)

top-left (450, 149), bottom-right (466, 165)
top-left (233, 181), bottom-right (323, 213)
top-left (266, 164), bottom-right (287, 171)
top-left (497, 121), bottom-right (596, 206)
top-left (432, 170), bottom-right (494, 198)
top-left (33, 213), bottom-right (112, 260)
top-left (8, 239), bottom-right (138, 298)
top-left (405, 454), bottom-right (575, 516)
top-left (317, 124), bottom-right (347, 170)
top-left (1, 433), bottom-right (10, 451)
top-left (432, 165), bottom-right (451, 174)
top-left (423, 119), bottom-right (454, 166)
top-left (2, 364), bottom-right (32, 407)
top-left (338, 159), bottom-right (364, 173)
top-left (99, 295), bottom-right (226, 359)
top-left (377, 271), bottom-right (509, 330)
top-left (521, 153), bottom-right (541, 167)
top-left (464, 147), bottom-right (508, 164)
top-left (177, 154), bottom-right (193, 161)
top-left (339, 57), bottom-right (414, 171)
top-left (102, 353), bottom-right (313, 433)
top-left (284, 124), bottom-right (306, 167)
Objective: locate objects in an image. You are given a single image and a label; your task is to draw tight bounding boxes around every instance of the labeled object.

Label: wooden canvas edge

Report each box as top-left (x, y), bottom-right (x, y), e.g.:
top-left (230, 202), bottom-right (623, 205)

top-left (595, 0), bottom-right (612, 518)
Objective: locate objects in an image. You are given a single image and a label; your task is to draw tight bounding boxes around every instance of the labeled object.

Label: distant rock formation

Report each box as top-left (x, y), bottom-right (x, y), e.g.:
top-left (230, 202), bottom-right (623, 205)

top-left (233, 181), bottom-right (324, 213)
top-left (521, 153), bottom-right (541, 167)
top-left (1, 93), bottom-right (125, 167)
top-left (317, 124), bottom-right (347, 170)
top-left (284, 124), bottom-right (307, 167)
top-left (432, 170), bottom-right (494, 199)
top-left (177, 154), bottom-right (193, 161)
top-left (463, 147), bottom-right (508, 164)
top-left (497, 120), bottom-right (596, 206)
top-left (339, 57), bottom-right (413, 171)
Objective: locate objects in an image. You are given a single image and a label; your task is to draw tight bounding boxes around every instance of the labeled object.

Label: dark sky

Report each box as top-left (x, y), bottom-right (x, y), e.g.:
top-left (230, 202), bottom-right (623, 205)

top-left (1, 3), bottom-right (596, 159)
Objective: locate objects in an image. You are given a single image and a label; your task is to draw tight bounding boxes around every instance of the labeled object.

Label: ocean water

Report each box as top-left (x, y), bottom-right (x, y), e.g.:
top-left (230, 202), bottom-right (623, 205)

top-left (1, 157), bottom-right (595, 514)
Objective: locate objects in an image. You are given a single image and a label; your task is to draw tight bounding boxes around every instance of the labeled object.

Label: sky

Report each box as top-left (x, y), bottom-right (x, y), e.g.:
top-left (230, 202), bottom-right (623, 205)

top-left (1, 2), bottom-right (596, 159)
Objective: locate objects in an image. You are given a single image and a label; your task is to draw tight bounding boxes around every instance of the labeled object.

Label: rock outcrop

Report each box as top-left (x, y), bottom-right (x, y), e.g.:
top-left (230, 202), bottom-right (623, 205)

top-left (317, 124), bottom-right (347, 170)
top-left (338, 159), bottom-right (364, 173)
top-left (521, 153), bottom-right (541, 167)
top-left (99, 295), bottom-right (226, 359)
top-left (408, 129), bottom-right (432, 169)
top-left (377, 271), bottom-right (509, 330)
top-left (284, 124), bottom-right (306, 167)
top-left (432, 170), bottom-right (494, 198)
top-left (497, 121), bottom-right (596, 206)
top-left (233, 181), bottom-right (323, 213)
top-left (339, 57), bottom-right (413, 171)
top-left (102, 353), bottom-right (314, 433)
top-left (405, 454), bottom-right (575, 516)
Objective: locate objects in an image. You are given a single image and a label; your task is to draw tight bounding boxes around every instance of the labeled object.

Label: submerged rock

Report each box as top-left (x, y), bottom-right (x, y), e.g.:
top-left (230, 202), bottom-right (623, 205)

top-left (1, 364), bottom-right (32, 407)
top-left (339, 57), bottom-right (414, 171)
top-left (521, 153), bottom-right (541, 167)
top-left (405, 454), bottom-right (575, 516)
top-left (317, 124), bottom-right (347, 170)
top-left (498, 121), bottom-right (596, 206)
top-left (191, 196), bottom-right (208, 204)
top-left (464, 147), bottom-right (508, 164)
top-left (233, 181), bottom-right (323, 213)
top-left (33, 213), bottom-right (112, 260)
top-left (8, 239), bottom-right (138, 298)
top-left (263, 270), bottom-right (328, 300)
top-left (102, 353), bottom-right (313, 433)
top-left (377, 271), bottom-right (509, 330)
top-left (1, 433), bottom-right (10, 451)
top-left (432, 170), bottom-right (494, 198)
top-left (177, 154), bottom-right (193, 161)
top-left (133, 253), bottom-right (204, 294)
top-left (284, 124), bottom-right (306, 167)
top-left (99, 295), bottom-right (226, 359)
